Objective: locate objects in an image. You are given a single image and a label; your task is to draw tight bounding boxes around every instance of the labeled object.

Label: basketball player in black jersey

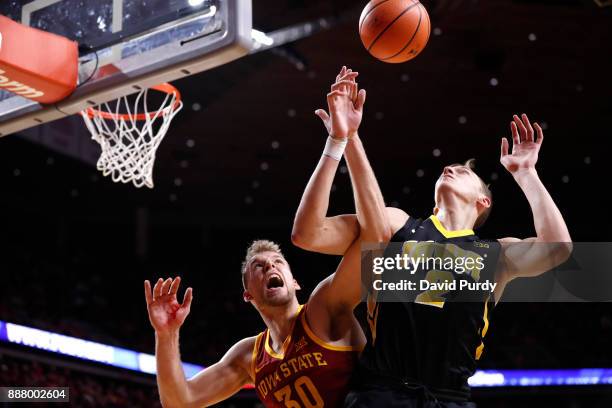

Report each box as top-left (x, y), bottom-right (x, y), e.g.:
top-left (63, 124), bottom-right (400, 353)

top-left (292, 66), bottom-right (572, 407)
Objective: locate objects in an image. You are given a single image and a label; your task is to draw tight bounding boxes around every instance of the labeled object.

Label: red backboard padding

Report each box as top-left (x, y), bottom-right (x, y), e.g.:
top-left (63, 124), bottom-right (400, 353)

top-left (0, 15), bottom-right (78, 104)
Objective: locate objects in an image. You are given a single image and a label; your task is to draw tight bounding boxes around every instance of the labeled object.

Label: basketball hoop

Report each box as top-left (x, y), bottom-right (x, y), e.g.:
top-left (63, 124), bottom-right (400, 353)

top-left (81, 83), bottom-right (183, 189)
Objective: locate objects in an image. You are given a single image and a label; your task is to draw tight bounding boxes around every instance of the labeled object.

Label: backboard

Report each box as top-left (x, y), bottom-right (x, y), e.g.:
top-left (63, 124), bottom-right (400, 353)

top-left (0, 0), bottom-right (252, 137)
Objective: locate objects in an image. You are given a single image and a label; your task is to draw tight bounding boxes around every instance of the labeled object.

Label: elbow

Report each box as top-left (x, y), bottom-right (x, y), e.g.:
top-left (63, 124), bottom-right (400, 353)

top-left (362, 222), bottom-right (394, 243)
top-left (383, 224), bottom-right (395, 241)
top-left (373, 231), bottom-right (394, 243)
top-left (159, 388), bottom-right (196, 408)
top-left (557, 241), bottom-right (573, 265)
top-left (291, 216), bottom-right (326, 251)
top-left (535, 234), bottom-right (573, 267)
top-left (160, 399), bottom-right (187, 408)
top-left (291, 229), bottom-right (314, 251)
top-left (162, 398), bottom-right (199, 408)
top-left (543, 240), bottom-right (573, 267)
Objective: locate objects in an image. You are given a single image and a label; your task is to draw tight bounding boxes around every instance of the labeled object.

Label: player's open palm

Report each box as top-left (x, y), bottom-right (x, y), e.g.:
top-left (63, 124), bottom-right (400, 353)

top-left (500, 114), bottom-right (543, 174)
top-left (315, 66), bottom-right (366, 139)
top-left (144, 277), bottom-right (193, 335)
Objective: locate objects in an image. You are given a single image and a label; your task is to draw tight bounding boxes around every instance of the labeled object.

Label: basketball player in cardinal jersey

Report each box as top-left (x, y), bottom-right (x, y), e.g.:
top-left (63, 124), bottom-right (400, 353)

top-left (144, 179), bottom-right (389, 408)
top-left (292, 66), bottom-right (572, 407)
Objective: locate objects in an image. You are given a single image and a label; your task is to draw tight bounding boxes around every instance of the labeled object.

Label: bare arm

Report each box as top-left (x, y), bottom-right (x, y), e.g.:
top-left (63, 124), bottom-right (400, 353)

top-left (292, 67), bottom-right (407, 255)
top-left (305, 237), bottom-right (367, 349)
top-left (145, 278), bottom-right (252, 408)
top-left (291, 151), bottom-right (360, 255)
top-left (344, 134), bottom-right (395, 243)
top-left (495, 115), bottom-right (572, 296)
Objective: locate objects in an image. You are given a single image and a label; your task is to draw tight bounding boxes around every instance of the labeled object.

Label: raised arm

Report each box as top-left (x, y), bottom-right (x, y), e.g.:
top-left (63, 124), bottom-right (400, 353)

top-left (305, 235), bottom-right (368, 349)
top-left (145, 278), bottom-right (252, 408)
top-left (292, 66), bottom-right (406, 255)
top-left (343, 129), bottom-right (399, 244)
top-left (325, 67), bottom-right (403, 244)
top-left (291, 143), bottom-right (360, 255)
top-left (495, 114), bottom-right (572, 295)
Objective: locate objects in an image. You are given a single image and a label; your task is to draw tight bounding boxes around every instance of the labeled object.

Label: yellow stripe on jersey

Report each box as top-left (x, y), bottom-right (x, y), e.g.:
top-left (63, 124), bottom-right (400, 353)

top-left (252, 332), bottom-right (265, 376)
top-left (429, 215), bottom-right (474, 238)
top-left (475, 298), bottom-right (490, 360)
top-left (300, 307), bottom-right (363, 352)
top-left (263, 304), bottom-right (304, 359)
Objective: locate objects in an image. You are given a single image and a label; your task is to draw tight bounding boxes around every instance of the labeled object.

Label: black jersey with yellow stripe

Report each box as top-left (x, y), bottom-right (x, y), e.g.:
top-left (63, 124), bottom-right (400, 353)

top-left (355, 215), bottom-right (501, 402)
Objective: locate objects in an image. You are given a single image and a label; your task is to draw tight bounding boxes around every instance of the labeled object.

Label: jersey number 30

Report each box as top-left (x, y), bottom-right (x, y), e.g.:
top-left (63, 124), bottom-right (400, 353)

top-left (274, 375), bottom-right (324, 408)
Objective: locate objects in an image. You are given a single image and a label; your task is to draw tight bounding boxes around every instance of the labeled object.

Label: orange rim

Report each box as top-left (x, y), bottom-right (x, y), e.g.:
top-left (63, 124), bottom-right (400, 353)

top-left (84, 83), bottom-right (182, 121)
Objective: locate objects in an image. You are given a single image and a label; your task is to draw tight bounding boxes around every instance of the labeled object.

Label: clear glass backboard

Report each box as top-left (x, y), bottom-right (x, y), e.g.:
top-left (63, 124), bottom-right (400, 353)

top-left (0, 0), bottom-right (252, 136)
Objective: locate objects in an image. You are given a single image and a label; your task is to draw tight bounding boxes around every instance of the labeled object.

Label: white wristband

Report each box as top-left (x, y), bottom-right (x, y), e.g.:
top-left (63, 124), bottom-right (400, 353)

top-left (323, 136), bottom-right (348, 161)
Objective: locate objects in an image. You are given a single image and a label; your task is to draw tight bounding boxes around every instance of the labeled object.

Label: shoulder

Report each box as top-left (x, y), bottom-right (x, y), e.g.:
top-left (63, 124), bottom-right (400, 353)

top-left (224, 335), bottom-right (260, 381)
top-left (224, 336), bottom-right (258, 367)
top-left (302, 300), bottom-right (364, 350)
top-left (385, 207), bottom-right (410, 232)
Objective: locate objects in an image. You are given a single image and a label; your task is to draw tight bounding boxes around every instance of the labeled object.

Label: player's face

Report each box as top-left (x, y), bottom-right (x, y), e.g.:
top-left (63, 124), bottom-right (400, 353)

top-left (434, 164), bottom-right (483, 204)
top-left (244, 251), bottom-right (299, 307)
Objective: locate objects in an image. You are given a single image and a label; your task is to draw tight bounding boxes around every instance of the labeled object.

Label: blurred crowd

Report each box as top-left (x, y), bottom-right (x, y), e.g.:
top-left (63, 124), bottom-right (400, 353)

top-left (0, 353), bottom-right (162, 407)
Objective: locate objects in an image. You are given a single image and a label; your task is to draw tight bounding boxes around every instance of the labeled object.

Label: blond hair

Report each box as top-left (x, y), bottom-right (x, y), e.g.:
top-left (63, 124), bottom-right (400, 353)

top-left (241, 240), bottom-right (284, 289)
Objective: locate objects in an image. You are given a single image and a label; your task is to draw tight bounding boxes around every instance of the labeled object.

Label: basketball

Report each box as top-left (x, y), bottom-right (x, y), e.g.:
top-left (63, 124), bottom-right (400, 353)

top-left (359, 0), bottom-right (431, 63)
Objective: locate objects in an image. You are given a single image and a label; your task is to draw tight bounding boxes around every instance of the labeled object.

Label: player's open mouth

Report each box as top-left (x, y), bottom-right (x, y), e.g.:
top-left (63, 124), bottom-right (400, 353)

top-left (266, 274), bottom-right (284, 289)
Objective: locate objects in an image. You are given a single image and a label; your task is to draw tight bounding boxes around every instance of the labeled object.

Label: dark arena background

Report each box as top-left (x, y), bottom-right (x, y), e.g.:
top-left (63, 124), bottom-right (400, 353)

top-left (1, 0), bottom-right (612, 407)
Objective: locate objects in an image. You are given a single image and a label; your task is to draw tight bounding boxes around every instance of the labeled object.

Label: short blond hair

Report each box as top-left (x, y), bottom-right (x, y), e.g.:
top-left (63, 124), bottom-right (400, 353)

top-left (241, 240), bottom-right (284, 289)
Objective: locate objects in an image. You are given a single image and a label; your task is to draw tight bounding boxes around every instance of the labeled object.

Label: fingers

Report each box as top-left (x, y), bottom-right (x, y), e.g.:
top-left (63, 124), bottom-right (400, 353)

top-left (334, 68), bottom-right (357, 83)
top-left (338, 71), bottom-right (358, 82)
top-left (337, 72), bottom-right (358, 88)
top-left (332, 66), bottom-right (358, 103)
top-left (336, 66), bottom-right (352, 83)
top-left (327, 90), bottom-right (349, 102)
top-left (331, 73), bottom-right (358, 93)
top-left (160, 278), bottom-right (172, 296)
top-left (500, 137), bottom-right (509, 159)
top-left (144, 280), bottom-right (152, 305)
top-left (315, 109), bottom-right (330, 123)
top-left (153, 278), bottom-right (163, 299)
top-left (510, 121), bottom-right (520, 147)
top-left (349, 82), bottom-right (357, 102)
top-left (356, 89), bottom-right (367, 111)
top-left (151, 277), bottom-right (186, 301)
top-left (182, 287), bottom-right (193, 310)
top-left (512, 115), bottom-right (527, 142)
top-left (336, 66), bottom-right (347, 82)
top-left (330, 80), bottom-right (356, 92)
top-left (169, 276), bottom-right (181, 296)
top-left (521, 114), bottom-right (534, 142)
top-left (534, 122), bottom-right (544, 144)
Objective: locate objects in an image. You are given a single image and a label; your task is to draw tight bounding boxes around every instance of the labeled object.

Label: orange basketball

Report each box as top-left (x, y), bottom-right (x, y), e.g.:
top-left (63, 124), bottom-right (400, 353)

top-left (359, 0), bottom-right (431, 63)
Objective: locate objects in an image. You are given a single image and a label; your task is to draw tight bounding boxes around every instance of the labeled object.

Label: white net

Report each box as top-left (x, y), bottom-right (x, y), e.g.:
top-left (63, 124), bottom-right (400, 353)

top-left (81, 84), bottom-right (183, 189)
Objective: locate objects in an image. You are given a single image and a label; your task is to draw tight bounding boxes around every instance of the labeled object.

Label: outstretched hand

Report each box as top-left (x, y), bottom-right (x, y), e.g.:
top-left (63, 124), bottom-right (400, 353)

top-left (500, 114), bottom-right (543, 175)
top-left (144, 277), bottom-right (193, 335)
top-left (315, 65), bottom-right (366, 139)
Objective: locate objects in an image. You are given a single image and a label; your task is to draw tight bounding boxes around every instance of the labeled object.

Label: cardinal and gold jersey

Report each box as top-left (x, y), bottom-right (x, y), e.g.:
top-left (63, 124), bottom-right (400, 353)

top-left (253, 304), bottom-right (360, 407)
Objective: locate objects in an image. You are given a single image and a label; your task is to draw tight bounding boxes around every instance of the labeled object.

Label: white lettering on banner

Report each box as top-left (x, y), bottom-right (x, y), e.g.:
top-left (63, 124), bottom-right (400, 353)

top-left (0, 68), bottom-right (45, 98)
